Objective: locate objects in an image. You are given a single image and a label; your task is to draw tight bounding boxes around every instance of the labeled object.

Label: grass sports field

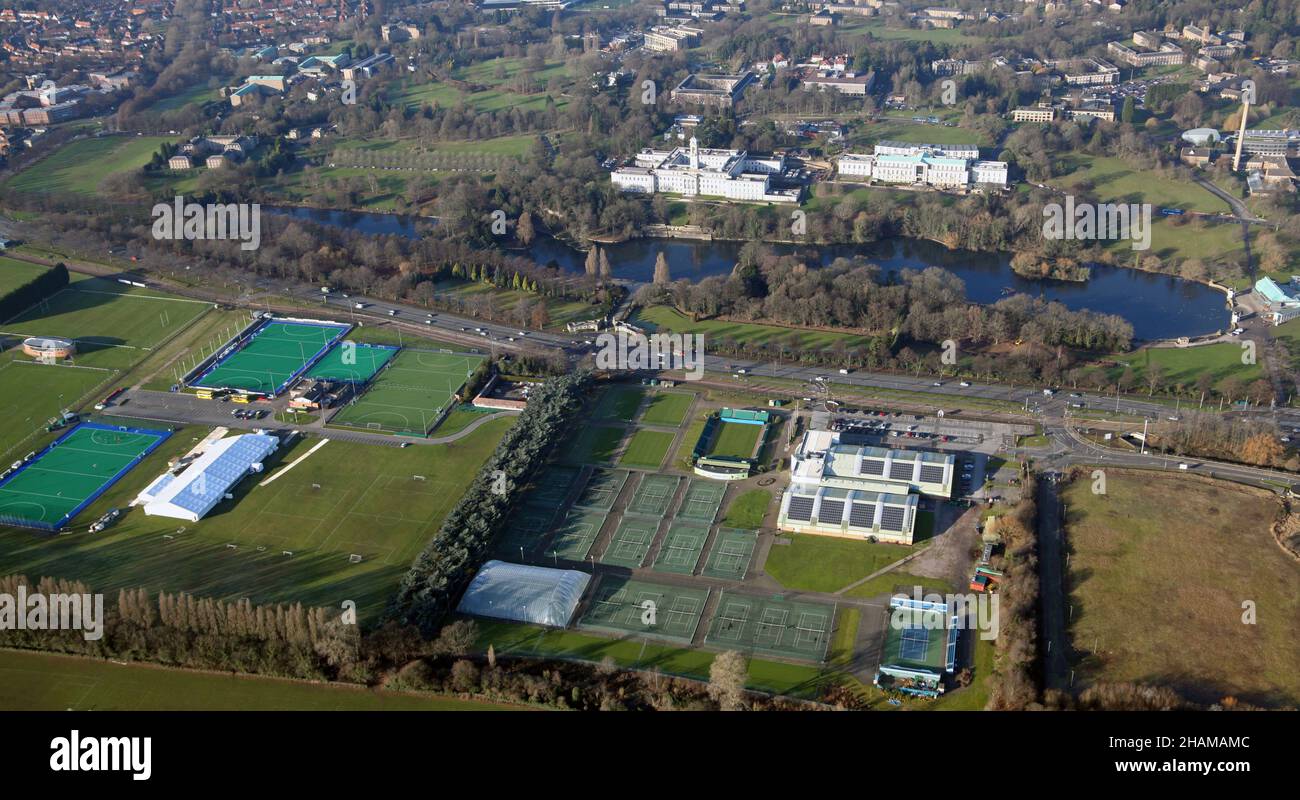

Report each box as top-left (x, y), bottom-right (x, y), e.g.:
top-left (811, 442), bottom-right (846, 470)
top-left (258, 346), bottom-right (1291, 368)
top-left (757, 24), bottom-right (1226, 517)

top-left (0, 423), bottom-right (169, 529)
top-left (764, 534), bottom-right (918, 594)
top-left (619, 429), bottom-right (675, 469)
top-left (331, 349), bottom-right (483, 433)
top-left (0, 256), bottom-right (49, 295)
top-left (4, 276), bottom-right (211, 369)
top-left (640, 392), bottom-right (693, 426)
top-left (593, 385), bottom-right (643, 421)
top-left (3, 135), bottom-right (173, 197)
top-left (0, 418), bottom-right (516, 623)
top-left (192, 320), bottom-right (348, 395)
top-left (708, 419), bottom-right (763, 459)
top-left (0, 650), bottom-right (522, 711)
top-left (307, 341), bottom-right (398, 383)
top-left (1061, 470), bottom-right (1299, 708)
top-left (0, 361), bottom-right (112, 458)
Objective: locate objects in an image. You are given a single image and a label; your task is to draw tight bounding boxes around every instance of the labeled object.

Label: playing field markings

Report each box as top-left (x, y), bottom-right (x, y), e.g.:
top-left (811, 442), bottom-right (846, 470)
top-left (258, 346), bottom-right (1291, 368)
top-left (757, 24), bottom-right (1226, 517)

top-left (577, 577), bottom-right (710, 644)
top-left (626, 473), bottom-right (681, 518)
top-left (573, 469), bottom-right (629, 511)
top-left (678, 479), bottom-right (726, 523)
top-left (651, 521), bottom-right (709, 575)
top-left (704, 591), bottom-right (833, 662)
top-left (702, 528), bottom-right (757, 580)
top-left (543, 510), bottom-right (606, 561)
top-left (599, 516), bottom-right (659, 567)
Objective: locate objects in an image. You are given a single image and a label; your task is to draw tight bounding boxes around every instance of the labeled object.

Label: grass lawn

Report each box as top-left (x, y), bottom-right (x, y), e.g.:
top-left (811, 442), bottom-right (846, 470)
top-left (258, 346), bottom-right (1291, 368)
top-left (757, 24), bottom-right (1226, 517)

top-left (0, 419), bottom-right (515, 625)
top-left (1061, 470), bottom-right (1299, 708)
top-left (563, 424), bottom-right (625, 465)
top-left (1081, 342), bottom-right (1261, 394)
top-left (0, 361), bottom-right (114, 459)
top-left (5, 135), bottom-right (174, 197)
top-left (0, 649), bottom-right (520, 711)
top-left (1054, 154), bottom-right (1228, 213)
top-left (721, 489), bottom-right (771, 529)
top-left (639, 391), bottom-right (693, 427)
top-left (843, 570), bottom-right (952, 599)
top-left (763, 534), bottom-right (916, 594)
top-left (618, 429), bottom-right (676, 469)
top-left (1115, 216), bottom-right (1246, 267)
top-left (593, 385), bottom-right (644, 421)
top-left (0, 256), bottom-right (49, 295)
top-left (709, 419), bottom-right (762, 459)
top-left (632, 304), bottom-right (880, 353)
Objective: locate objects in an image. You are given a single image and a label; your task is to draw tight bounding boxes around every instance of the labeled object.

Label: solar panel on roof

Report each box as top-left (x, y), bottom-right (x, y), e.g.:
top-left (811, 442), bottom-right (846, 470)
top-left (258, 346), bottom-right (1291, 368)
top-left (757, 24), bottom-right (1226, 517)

top-left (859, 459), bottom-right (884, 476)
top-left (817, 499), bottom-right (844, 524)
top-left (888, 462), bottom-right (913, 481)
top-left (919, 465), bottom-right (945, 483)
top-left (880, 505), bottom-right (907, 531)
top-left (848, 502), bottom-right (875, 528)
top-left (786, 496), bottom-right (814, 522)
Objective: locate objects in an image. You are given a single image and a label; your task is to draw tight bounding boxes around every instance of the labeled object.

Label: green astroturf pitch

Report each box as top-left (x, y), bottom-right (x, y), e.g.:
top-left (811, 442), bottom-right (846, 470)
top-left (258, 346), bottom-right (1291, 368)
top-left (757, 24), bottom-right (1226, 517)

top-left (307, 341), bottom-right (398, 383)
top-left (651, 521), bottom-right (709, 575)
top-left (702, 528), bottom-right (757, 580)
top-left (600, 516), bottom-right (659, 567)
top-left (577, 577), bottom-right (710, 644)
top-left (193, 320), bottom-right (348, 395)
top-left (330, 349), bottom-right (483, 433)
top-left (705, 592), bottom-right (834, 662)
top-left (883, 606), bottom-right (950, 671)
top-left (0, 423), bottom-right (168, 529)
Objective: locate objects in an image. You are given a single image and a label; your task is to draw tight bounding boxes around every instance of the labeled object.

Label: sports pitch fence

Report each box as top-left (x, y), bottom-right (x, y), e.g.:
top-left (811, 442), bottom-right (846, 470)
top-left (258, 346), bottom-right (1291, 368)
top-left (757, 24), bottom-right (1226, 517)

top-left (191, 320), bottom-right (349, 396)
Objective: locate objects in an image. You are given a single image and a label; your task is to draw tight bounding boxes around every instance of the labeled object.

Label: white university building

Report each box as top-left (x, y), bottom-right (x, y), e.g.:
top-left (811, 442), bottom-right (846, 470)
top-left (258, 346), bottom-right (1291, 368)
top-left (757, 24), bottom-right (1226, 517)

top-left (610, 137), bottom-right (798, 202)
top-left (836, 141), bottom-right (1007, 190)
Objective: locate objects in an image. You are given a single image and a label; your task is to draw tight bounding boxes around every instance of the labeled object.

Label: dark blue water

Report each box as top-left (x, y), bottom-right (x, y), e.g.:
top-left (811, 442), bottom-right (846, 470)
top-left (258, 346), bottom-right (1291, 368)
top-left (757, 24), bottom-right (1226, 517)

top-left (264, 206), bottom-right (1228, 341)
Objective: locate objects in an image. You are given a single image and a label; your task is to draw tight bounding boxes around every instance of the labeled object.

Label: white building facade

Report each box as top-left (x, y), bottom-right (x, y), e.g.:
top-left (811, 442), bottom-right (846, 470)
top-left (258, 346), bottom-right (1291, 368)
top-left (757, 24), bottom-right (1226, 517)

top-left (611, 137), bottom-right (796, 202)
top-left (836, 142), bottom-right (1007, 189)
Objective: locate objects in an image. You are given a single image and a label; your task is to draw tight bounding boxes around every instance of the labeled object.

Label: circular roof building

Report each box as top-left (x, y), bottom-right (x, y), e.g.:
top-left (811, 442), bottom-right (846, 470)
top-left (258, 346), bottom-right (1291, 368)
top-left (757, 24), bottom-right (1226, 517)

top-left (22, 337), bottom-right (76, 359)
top-left (1181, 128), bottom-right (1221, 146)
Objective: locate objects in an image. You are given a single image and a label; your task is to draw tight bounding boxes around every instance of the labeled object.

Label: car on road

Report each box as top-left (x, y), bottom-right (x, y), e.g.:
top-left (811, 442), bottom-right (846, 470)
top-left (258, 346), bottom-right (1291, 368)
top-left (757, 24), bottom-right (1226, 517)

top-left (932, 381), bottom-right (943, 387)
top-left (959, 381), bottom-right (971, 387)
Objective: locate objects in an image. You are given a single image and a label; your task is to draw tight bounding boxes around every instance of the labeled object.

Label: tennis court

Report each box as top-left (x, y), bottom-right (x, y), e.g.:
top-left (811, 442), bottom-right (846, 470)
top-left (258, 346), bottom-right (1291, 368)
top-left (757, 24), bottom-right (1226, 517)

top-left (544, 510), bottom-right (607, 561)
top-left (883, 606), bottom-right (950, 671)
top-left (702, 528), bottom-right (757, 580)
top-left (651, 521), bottom-right (709, 575)
top-left (573, 469), bottom-right (628, 511)
top-left (192, 320), bottom-right (348, 395)
top-left (705, 592), bottom-right (834, 662)
top-left (494, 507), bottom-right (554, 557)
top-left (599, 516), bottom-right (660, 567)
top-left (330, 349), bottom-right (484, 434)
top-left (678, 479), bottom-right (726, 523)
top-left (524, 466), bottom-right (581, 510)
top-left (0, 422), bottom-right (170, 530)
top-left (307, 341), bottom-right (399, 384)
top-left (626, 473), bottom-right (681, 518)
top-left (577, 577), bottom-right (710, 644)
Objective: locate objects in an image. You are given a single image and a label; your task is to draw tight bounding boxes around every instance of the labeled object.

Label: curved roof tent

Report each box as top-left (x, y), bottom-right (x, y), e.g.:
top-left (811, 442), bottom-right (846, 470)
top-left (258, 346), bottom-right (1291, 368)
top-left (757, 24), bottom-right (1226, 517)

top-left (456, 560), bottom-right (591, 628)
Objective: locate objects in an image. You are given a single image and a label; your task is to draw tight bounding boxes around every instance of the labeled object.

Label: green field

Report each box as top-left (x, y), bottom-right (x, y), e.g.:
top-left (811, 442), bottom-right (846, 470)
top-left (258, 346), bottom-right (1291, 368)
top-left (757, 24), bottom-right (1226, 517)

top-left (4, 135), bottom-right (173, 196)
top-left (0, 423), bottom-right (167, 528)
top-left (0, 419), bottom-right (515, 623)
top-left (1061, 471), bottom-right (1299, 707)
top-left (0, 361), bottom-right (112, 459)
top-left (764, 534), bottom-right (917, 594)
top-left (330, 349), bottom-right (483, 433)
top-left (1055, 155), bottom-right (1228, 213)
top-left (563, 425), bottom-right (625, 465)
top-left (0, 649), bottom-right (520, 711)
top-left (721, 489), bottom-right (771, 529)
top-left (306, 341), bottom-right (398, 383)
top-left (708, 419), bottom-right (762, 459)
top-left (1083, 342), bottom-right (1262, 394)
top-left (618, 429), bottom-right (676, 469)
top-left (0, 256), bottom-right (49, 295)
top-left (5, 277), bottom-right (212, 370)
top-left (632, 304), bottom-right (879, 353)
top-left (639, 391), bottom-right (693, 427)
top-left (593, 386), bottom-right (644, 421)
top-left (193, 320), bottom-right (347, 395)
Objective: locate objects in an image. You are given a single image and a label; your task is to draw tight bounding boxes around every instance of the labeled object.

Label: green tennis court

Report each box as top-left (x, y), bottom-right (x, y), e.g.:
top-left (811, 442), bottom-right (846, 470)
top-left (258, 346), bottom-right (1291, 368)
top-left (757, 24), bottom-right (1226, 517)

top-left (705, 592), bottom-right (834, 662)
top-left (494, 507), bottom-right (554, 557)
top-left (524, 466), bottom-right (581, 510)
top-left (702, 528), bottom-right (757, 580)
top-left (573, 469), bottom-right (628, 511)
top-left (544, 510), bottom-right (607, 561)
top-left (883, 606), bottom-right (951, 671)
top-left (193, 320), bottom-right (348, 395)
top-left (626, 473), bottom-right (681, 518)
top-left (307, 342), bottom-right (399, 383)
top-left (577, 577), bottom-right (710, 644)
top-left (330, 349), bottom-right (483, 433)
top-left (651, 521), bottom-right (709, 575)
top-left (0, 423), bottom-right (169, 529)
top-left (599, 516), bottom-right (659, 567)
top-left (678, 479), bottom-right (726, 523)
